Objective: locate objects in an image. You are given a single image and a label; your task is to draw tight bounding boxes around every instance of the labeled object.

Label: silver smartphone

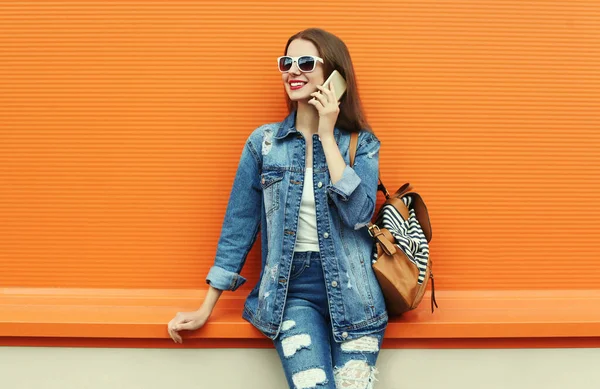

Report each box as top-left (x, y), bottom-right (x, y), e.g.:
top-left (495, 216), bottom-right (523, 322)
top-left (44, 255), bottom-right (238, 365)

top-left (321, 70), bottom-right (347, 102)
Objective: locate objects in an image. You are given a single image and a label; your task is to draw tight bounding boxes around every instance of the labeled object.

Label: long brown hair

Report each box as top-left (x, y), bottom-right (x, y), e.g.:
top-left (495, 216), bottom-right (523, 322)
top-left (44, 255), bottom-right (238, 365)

top-left (284, 28), bottom-right (371, 133)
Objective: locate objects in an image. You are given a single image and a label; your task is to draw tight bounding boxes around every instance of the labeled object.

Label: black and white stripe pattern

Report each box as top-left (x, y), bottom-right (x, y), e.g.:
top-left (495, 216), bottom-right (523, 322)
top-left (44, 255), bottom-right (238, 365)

top-left (372, 195), bottom-right (429, 284)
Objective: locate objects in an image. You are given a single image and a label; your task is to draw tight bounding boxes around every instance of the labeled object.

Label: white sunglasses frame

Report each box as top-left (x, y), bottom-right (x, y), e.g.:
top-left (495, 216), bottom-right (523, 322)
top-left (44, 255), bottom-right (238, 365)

top-left (277, 55), bottom-right (324, 73)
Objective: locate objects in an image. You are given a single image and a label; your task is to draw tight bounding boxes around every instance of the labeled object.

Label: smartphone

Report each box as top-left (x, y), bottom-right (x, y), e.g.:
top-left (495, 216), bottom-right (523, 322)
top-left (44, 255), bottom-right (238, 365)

top-left (321, 70), bottom-right (347, 102)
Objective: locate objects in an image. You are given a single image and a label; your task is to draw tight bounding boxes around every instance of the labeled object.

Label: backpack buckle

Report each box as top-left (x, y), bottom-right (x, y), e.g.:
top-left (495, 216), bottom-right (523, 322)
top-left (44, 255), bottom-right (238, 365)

top-left (368, 224), bottom-right (380, 238)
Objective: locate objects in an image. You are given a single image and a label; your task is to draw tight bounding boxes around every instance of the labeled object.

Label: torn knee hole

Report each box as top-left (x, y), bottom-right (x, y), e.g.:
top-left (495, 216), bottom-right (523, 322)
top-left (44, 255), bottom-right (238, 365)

top-left (340, 336), bottom-right (379, 353)
top-left (334, 360), bottom-right (378, 389)
top-left (281, 333), bottom-right (311, 358)
top-left (292, 368), bottom-right (328, 389)
top-left (281, 319), bottom-right (296, 332)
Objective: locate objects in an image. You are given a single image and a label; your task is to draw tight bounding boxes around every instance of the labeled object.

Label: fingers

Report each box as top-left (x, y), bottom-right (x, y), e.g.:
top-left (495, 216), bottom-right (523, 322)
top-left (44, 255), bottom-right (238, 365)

top-left (167, 310), bottom-right (209, 344)
top-left (167, 315), bottom-right (184, 344)
top-left (168, 324), bottom-right (183, 344)
top-left (316, 84), bottom-right (333, 94)
top-left (168, 326), bottom-right (182, 344)
top-left (310, 90), bottom-right (328, 107)
top-left (315, 85), bottom-right (334, 104)
top-left (308, 97), bottom-right (325, 111)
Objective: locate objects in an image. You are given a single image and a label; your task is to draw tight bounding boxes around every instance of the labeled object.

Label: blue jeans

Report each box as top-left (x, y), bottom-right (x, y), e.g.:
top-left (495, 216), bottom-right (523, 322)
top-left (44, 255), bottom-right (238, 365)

top-left (273, 251), bottom-right (384, 389)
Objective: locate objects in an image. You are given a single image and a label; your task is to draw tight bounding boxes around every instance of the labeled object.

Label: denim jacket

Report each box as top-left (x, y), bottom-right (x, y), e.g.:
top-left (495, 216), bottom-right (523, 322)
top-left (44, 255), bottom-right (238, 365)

top-left (206, 110), bottom-right (388, 342)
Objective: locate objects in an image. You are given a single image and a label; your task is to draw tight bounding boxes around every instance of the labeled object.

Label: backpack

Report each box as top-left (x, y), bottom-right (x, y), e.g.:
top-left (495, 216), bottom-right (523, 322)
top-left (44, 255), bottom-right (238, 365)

top-left (349, 132), bottom-right (438, 316)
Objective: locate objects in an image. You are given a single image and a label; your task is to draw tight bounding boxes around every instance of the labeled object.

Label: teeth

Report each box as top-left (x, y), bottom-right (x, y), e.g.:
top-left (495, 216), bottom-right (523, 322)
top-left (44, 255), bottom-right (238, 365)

top-left (291, 82), bottom-right (305, 87)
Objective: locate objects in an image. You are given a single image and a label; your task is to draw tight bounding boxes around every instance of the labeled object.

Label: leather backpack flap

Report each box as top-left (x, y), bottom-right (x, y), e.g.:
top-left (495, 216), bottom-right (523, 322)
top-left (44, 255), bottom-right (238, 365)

top-left (409, 192), bottom-right (433, 243)
top-left (387, 187), bottom-right (432, 244)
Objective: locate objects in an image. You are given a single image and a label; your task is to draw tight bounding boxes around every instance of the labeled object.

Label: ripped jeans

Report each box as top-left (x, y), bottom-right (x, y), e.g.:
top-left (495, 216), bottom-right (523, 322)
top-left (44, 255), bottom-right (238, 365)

top-left (273, 251), bottom-right (384, 389)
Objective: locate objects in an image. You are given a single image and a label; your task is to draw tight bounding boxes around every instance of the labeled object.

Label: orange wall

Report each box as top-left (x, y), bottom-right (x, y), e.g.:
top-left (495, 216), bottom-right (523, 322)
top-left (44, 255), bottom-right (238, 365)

top-left (1, 1), bottom-right (598, 291)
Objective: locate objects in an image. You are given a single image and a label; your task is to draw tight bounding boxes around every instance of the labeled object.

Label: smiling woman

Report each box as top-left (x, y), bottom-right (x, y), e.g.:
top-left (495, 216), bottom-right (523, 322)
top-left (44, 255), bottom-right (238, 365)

top-left (281, 29), bottom-right (370, 136)
top-left (2, 1), bottom-right (600, 387)
top-left (167, 27), bottom-right (385, 389)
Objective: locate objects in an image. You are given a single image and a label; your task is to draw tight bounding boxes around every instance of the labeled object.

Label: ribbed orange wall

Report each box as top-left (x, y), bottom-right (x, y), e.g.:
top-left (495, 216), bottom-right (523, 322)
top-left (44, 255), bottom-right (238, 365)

top-left (1, 1), bottom-right (599, 291)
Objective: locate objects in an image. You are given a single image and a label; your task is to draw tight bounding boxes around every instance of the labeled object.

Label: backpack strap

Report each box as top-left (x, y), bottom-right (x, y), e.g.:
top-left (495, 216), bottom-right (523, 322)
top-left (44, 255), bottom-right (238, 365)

top-left (349, 131), bottom-right (359, 167)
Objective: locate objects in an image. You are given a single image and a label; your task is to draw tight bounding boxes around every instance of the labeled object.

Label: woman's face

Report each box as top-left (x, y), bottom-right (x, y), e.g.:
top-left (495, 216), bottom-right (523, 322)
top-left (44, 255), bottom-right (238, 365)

top-left (282, 39), bottom-right (325, 103)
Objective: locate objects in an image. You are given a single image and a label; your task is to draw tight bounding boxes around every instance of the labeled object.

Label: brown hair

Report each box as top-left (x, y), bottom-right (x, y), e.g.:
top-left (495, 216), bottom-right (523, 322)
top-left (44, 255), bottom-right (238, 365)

top-left (284, 28), bottom-right (371, 133)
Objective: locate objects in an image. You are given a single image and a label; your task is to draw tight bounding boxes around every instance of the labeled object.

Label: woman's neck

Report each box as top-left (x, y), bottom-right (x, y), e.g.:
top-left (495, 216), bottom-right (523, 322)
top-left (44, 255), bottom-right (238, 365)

top-left (295, 101), bottom-right (319, 136)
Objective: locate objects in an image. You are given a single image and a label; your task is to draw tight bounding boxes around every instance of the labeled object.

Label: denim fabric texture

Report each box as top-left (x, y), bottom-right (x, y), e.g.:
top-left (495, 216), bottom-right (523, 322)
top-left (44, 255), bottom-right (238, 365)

top-left (274, 251), bottom-right (384, 389)
top-left (206, 110), bottom-right (388, 342)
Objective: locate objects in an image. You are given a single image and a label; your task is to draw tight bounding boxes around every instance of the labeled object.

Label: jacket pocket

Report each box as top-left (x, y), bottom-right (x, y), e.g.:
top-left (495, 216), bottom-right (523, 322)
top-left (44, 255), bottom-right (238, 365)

top-left (261, 170), bottom-right (284, 217)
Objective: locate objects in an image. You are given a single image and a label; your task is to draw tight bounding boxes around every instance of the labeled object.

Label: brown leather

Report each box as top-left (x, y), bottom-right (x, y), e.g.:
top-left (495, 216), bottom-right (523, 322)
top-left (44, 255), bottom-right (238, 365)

top-left (349, 131), bottom-right (358, 167)
top-left (380, 228), bottom-right (396, 246)
top-left (372, 228), bottom-right (397, 256)
top-left (372, 248), bottom-right (421, 315)
top-left (409, 192), bottom-right (432, 243)
top-left (384, 197), bottom-right (410, 221)
top-left (392, 183), bottom-right (412, 197)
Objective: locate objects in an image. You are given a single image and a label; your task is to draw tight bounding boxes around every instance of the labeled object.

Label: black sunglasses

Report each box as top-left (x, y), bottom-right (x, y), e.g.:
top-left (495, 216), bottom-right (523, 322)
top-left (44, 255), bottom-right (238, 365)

top-left (277, 55), bottom-right (324, 73)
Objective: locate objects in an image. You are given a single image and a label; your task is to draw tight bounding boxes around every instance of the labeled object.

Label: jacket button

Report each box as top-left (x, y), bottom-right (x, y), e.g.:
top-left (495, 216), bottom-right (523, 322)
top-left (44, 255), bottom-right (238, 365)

top-left (331, 280), bottom-right (338, 288)
top-left (317, 181), bottom-right (323, 188)
top-left (323, 232), bottom-right (329, 239)
top-left (261, 178), bottom-right (266, 184)
top-left (341, 332), bottom-right (348, 339)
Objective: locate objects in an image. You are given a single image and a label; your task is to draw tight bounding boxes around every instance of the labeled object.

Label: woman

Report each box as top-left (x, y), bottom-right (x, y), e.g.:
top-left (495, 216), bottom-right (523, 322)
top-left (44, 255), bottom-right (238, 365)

top-left (167, 28), bottom-right (387, 389)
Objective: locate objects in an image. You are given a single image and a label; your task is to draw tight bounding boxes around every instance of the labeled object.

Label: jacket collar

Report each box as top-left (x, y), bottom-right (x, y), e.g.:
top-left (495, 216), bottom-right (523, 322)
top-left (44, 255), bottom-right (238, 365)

top-left (275, 110), bottom-right (342, 140)
top-left (274, 110), bottom-right (298, 139)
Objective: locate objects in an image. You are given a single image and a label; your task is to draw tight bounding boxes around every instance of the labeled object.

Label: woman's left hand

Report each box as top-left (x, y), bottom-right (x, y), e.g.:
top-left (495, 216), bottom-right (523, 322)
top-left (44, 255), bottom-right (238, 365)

top-left (309, 82), bottom-right (340, 141)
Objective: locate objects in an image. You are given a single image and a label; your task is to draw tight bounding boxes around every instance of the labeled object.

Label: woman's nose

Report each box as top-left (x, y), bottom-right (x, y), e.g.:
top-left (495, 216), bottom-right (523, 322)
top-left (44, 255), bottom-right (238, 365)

top-left (287, 61), bottom-right (302, 75)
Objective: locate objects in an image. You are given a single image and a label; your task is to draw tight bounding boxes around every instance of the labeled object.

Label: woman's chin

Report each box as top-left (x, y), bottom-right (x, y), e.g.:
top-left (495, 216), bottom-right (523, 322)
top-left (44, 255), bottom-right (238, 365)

top-left (288, 94), bottom-right (313, 103)
top-left (286, 89), bottom-right (313, 102)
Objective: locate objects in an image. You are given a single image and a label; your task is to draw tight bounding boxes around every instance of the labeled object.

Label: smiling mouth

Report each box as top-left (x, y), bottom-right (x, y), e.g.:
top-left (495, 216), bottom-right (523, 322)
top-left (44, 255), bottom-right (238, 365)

top-left (289, 82), bottom-right (307, 90)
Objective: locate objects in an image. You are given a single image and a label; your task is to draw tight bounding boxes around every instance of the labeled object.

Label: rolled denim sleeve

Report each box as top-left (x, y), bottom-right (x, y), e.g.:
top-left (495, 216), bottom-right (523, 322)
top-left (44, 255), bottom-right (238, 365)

top-left (327, 131), bottom-right (380, 230)
top-left (326, 165), bottom-right (362, 201)
top-left (206, 137), bottom-right (262, 291)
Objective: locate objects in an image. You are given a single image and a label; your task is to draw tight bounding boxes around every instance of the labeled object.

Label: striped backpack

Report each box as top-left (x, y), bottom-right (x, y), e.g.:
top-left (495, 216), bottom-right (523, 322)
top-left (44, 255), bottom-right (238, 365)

top-left (349, 132), bottom-right (437, 316)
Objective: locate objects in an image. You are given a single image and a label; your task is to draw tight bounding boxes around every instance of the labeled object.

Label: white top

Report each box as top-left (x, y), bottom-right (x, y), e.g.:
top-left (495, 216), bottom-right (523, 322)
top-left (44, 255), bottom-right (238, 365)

top-left (293, 168), bottom-right (320, 252)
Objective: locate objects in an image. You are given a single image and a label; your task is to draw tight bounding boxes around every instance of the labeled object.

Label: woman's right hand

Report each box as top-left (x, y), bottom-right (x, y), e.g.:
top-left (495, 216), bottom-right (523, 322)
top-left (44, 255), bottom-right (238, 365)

top-left (167, 308), bottom-right (211, 344)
